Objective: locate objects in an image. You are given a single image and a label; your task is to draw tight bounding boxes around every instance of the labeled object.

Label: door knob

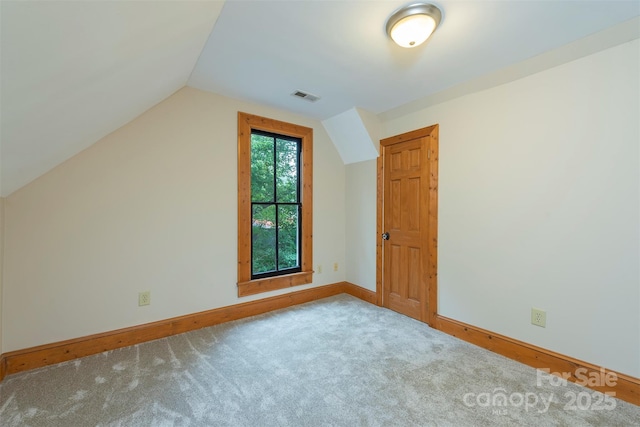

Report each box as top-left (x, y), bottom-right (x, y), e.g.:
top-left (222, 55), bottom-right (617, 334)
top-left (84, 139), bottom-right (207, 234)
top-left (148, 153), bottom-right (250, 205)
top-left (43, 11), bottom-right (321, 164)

top-left (382, 232), bottom-right (390, 240)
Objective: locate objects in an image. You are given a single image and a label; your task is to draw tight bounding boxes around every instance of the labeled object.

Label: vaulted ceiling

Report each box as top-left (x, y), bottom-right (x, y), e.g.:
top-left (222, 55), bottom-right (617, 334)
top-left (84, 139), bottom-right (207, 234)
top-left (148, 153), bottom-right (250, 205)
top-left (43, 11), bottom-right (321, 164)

top-left (2, 0), bottom-right (639, 196)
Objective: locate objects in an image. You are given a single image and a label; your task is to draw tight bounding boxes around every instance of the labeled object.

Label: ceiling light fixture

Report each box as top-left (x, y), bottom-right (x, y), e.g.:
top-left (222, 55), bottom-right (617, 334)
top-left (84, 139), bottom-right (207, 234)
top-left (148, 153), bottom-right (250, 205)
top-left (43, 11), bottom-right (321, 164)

top-left (386, 3), bottom-right (442, 48)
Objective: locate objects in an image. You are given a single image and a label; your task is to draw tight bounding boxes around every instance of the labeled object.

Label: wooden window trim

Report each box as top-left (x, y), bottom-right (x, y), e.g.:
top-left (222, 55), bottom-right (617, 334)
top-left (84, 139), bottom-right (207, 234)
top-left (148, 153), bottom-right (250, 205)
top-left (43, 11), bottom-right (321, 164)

top-left (237, 112), bottom-right (313, 297)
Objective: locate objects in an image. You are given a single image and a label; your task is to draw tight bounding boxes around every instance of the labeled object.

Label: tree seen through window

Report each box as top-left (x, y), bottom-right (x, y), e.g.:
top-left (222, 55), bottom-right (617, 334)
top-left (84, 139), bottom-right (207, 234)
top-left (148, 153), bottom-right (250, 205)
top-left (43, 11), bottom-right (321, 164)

top-left (250, 131), bottom-right (301, 278)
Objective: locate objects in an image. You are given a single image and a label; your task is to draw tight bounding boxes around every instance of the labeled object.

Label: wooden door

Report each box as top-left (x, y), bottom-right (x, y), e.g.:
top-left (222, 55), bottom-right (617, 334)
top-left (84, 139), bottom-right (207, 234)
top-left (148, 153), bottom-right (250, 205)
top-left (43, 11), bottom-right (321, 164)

top-left (380, 126), bottom-right (438, 324)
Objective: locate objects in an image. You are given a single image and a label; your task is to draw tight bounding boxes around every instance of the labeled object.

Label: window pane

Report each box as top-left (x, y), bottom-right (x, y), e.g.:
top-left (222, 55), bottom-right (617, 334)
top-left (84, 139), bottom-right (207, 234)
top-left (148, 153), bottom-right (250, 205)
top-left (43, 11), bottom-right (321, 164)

top-left (252, 204), bottom-right (276, 274)
top-left (276, 138), bottom-right (298, 203)
top-left (278, 205), bottom-right (299, 270)
top-left (251, 134), bottom-right (274, 202)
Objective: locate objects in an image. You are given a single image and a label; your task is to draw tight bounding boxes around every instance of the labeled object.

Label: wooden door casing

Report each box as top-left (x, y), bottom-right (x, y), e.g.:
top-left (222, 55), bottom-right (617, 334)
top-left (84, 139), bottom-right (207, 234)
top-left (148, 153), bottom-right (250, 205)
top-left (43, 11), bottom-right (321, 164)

top-left (377, 125), bottom-right (438, 326)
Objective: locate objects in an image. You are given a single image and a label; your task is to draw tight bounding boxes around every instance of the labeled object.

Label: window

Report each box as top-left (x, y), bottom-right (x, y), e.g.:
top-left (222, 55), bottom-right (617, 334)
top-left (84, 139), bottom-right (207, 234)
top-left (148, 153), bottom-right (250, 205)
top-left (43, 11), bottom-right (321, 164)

top-left (237, 112), bottom-right (313, 297)
top-left (250, 131), bottom-right (301, 278)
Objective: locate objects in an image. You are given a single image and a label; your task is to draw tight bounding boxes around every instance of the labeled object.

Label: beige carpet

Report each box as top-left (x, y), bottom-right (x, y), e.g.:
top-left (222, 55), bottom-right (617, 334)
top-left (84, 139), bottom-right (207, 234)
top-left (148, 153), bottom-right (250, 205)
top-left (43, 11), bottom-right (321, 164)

top-left (0, 294), bottom-right (638, 426)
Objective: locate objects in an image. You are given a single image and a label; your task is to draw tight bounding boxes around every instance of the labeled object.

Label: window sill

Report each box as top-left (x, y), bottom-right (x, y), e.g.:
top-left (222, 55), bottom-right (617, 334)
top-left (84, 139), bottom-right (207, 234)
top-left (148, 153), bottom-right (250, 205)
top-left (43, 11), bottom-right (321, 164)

top-left (237, 271), bottom-right (313, 297)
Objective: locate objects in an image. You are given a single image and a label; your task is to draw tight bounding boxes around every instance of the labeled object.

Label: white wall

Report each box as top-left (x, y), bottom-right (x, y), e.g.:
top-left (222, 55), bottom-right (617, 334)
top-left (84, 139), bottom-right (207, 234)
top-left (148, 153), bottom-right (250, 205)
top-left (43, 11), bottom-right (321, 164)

top-left (0, 197), bottom-right (4, 356)
top-left (345, 160), bottom-right (377, 291)
top-left (3, 87), bottom-right (346, 352)
top-left (348, 40), bottom-right (639, 377)
top-left (1, 111), bottom-right (3, 354)
top-left (2, 31), bottom-right (637, 383)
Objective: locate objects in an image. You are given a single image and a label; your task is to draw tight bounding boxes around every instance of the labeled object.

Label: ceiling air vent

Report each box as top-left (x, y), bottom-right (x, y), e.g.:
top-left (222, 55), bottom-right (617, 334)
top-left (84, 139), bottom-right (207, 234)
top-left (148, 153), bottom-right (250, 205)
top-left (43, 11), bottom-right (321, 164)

top-left (291, 90), bottom-right (320, 102)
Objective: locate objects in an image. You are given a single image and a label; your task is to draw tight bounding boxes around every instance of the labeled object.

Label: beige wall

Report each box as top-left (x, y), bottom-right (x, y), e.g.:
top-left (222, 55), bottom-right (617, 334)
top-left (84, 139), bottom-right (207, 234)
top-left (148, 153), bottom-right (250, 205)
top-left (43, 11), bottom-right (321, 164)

top-left (3, 87), bottom-right (346, 352)
top-left (2, 32), bottom-right (638, 383)
top-left (348, 39), bottom-right (640, 377)
top-left (0, 197), bottom-right (4, 355)
top-left (345, 160), bottom-right (377, 291)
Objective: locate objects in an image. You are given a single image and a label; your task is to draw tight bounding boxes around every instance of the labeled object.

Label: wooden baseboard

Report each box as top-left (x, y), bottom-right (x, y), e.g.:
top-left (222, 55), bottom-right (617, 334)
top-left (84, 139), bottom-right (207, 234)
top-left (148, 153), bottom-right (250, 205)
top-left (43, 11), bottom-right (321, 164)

top-left (0, 355), bottom-right (6, 381)
top-left (342, 281), bottom-right (377, 304)
top-left (435, 314), bottom-right (639, 406)
top-left (5, 285), bottom-right (634, 407)
top-left (1, 282), bottom-right (380, 379)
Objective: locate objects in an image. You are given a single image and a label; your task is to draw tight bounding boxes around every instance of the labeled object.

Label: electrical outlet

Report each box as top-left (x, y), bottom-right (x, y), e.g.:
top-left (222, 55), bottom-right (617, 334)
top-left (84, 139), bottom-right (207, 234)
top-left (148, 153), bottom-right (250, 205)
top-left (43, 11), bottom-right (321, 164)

top-left (139, 291), bottom-right (151, 306)
top-left (333, 262), bottom-right (338, 272)
top-left (317, 264), bottom-right (322, 274)
top-left (531, 308), bottom-right (546, 327)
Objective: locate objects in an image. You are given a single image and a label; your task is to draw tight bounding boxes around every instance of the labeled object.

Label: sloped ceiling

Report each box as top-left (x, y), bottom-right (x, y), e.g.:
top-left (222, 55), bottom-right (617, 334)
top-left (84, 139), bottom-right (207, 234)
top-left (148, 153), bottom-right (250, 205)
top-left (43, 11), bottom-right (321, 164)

top-left (322, 108), bottom-right (380, 164)
top-left (1, 0), bottom-right (224, 195)
top-left (1, 0), bottom-right (639, 196)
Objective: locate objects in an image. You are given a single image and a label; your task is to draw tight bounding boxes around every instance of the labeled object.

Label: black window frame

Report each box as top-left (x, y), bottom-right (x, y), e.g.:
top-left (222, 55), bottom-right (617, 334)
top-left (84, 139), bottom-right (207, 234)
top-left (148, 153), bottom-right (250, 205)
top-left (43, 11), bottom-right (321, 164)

top-left (250, 129), bottom-right (303, 280)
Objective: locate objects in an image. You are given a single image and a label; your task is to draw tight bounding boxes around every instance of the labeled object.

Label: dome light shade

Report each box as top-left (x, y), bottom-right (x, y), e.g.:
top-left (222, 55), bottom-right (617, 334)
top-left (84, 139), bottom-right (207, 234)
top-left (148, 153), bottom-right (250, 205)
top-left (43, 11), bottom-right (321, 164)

top-left (386, 3), bottom-right (442, 48)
